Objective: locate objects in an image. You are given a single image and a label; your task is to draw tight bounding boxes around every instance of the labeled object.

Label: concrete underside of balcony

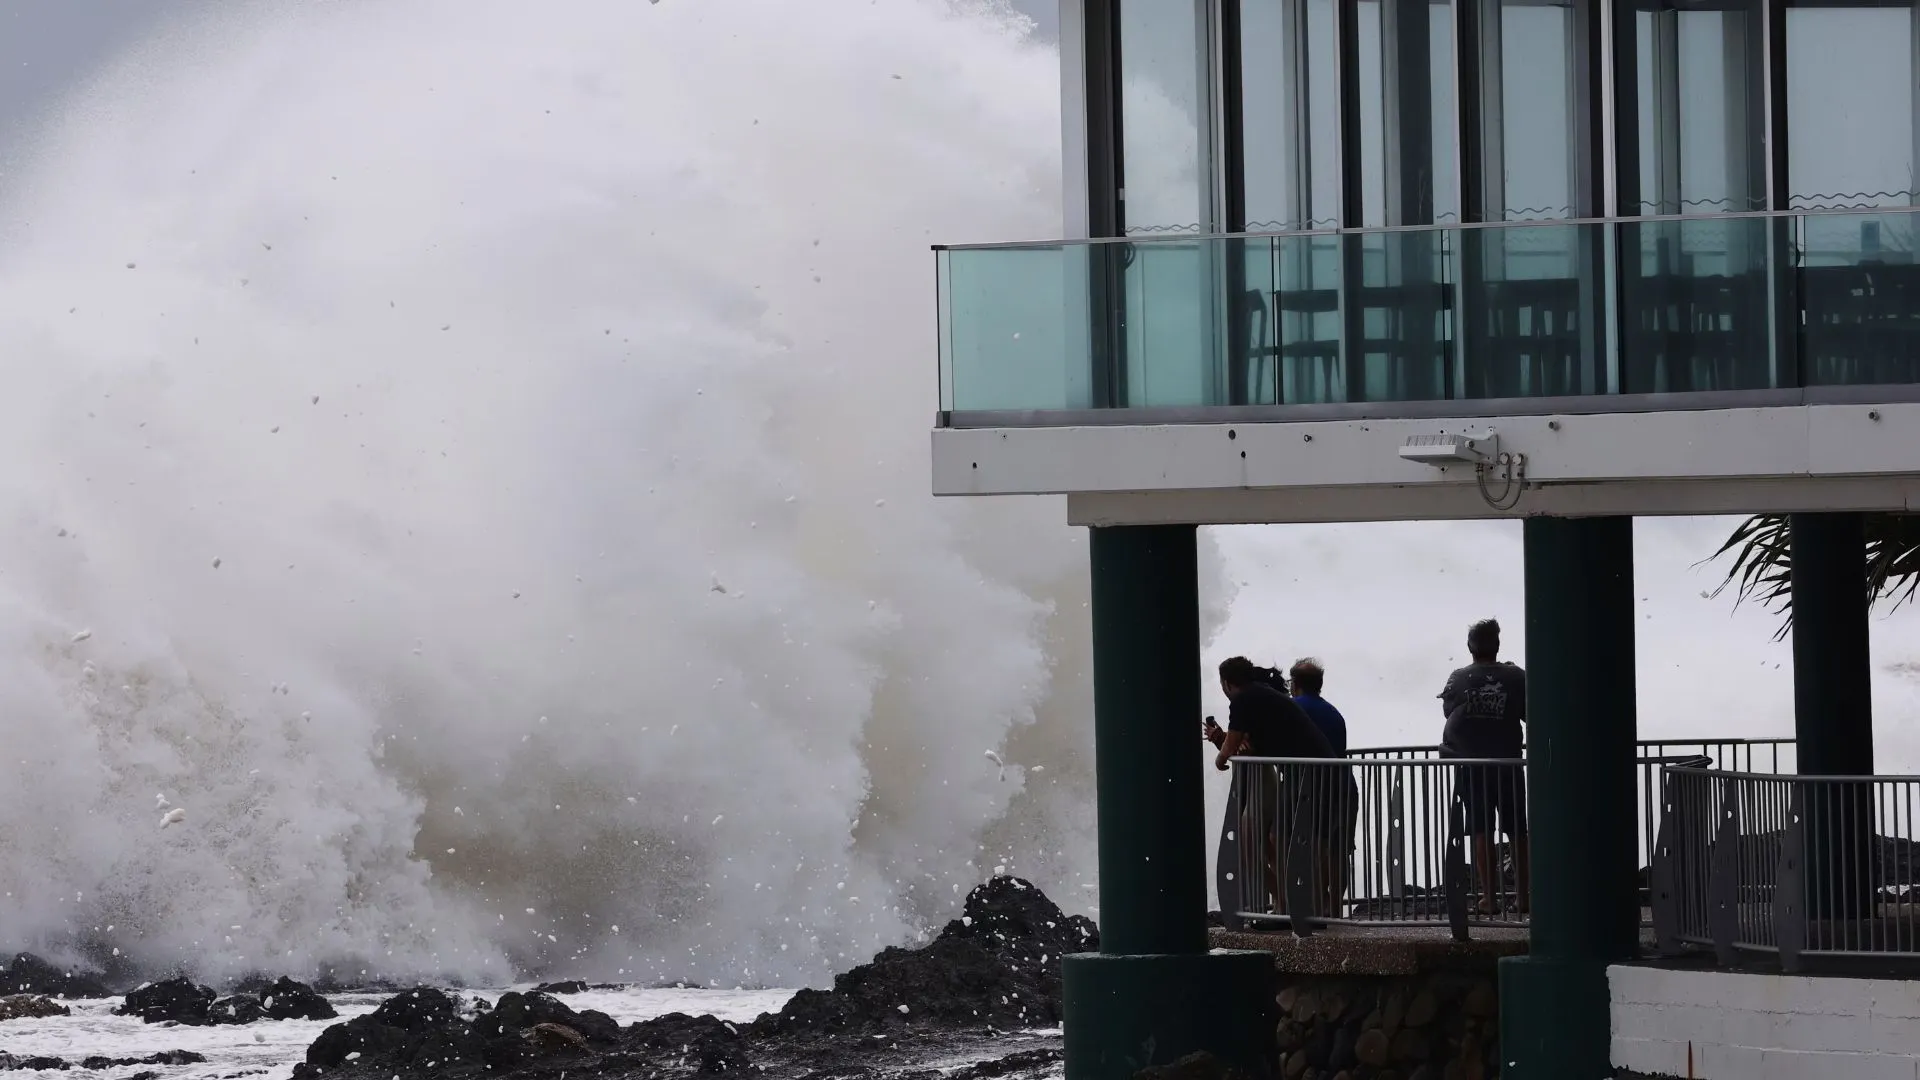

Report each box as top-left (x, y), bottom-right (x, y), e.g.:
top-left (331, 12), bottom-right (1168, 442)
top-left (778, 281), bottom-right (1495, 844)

top-left (932, 398), bottom-right (1920, 523)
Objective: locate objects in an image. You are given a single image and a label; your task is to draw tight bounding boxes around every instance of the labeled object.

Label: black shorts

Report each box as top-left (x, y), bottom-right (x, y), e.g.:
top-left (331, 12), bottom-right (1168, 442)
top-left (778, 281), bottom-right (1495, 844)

top-left (1455, 762), bottom-right (1528, 837)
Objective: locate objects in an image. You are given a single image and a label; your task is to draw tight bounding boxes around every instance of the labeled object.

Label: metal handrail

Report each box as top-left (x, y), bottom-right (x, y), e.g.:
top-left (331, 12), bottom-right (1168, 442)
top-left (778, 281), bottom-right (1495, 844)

top-left (933, 204), bottom-right (1920, 251)
top-left (1651, 764), bottom-right (1920, 970)
top-left (1221, 740), bottom-right (1796, 940)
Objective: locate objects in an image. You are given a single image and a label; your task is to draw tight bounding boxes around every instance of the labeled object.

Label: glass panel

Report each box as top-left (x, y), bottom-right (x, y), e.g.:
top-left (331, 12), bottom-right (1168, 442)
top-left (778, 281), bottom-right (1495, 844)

top-left (1120, 0), bottom-right (1210, 234)
top-left (1455, 223), bottom-right (1597, 396)
top-left (1498, 1), bottom-right (1576, 220)
top-left (1632, 7), bottom-right (1766, 216)
top-left (1306, 0), bottom-right (1343, 227)
top-left (1785, 6), bottom-right (1916, 209)
top-left (1123, 239), bottom-right (1220, 405)
top-left (940, 245), bottom-right (1085, 411)
top-left (1275, 232), bottom-right (1345, 402)
top-left (1358, 0), bottom-right (1387, 227)
top-left (934, 213), bottom-right (1920, 416)
top-left (1240, 0), bottom-right (1298, 230)
top-left (1237, 239), bottom-right (1284, 404)
top-left (1799, 212), bottom-right (1920, 386)
top-left (1620, 216), bottom-right (1777, 392)
top-left (1429, 5), bottom-right (1460, 223)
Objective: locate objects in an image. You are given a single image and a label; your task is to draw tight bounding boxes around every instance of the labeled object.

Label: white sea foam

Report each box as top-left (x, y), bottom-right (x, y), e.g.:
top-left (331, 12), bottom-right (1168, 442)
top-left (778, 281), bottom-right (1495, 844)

top-left (0, 0), bottom-right (1183, 988)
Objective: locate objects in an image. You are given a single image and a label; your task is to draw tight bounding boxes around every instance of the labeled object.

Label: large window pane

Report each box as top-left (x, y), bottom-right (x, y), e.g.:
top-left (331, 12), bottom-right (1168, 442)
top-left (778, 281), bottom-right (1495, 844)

top-left (1120, 0), bottom-right (1211, 234)
top-left (1786, 6), bottom-right (1915, 209)
top-left (1498, 1), bottom-right (1576, 220)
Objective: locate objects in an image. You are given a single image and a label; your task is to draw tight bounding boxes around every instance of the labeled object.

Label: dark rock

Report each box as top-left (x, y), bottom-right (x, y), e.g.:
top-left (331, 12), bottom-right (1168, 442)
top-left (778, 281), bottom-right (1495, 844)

top-left (300, 986), bottom-right (471, 1072)
top-left (479, 991), bottom-right (619, 1045)
top-left (117, 977), bottom-right (216, 1025)
top-left (625, 1011), bottom-right (753, 1074)
top-left (261, 977), bottom-right (336, 1021)
top-left (80, 1051), bottom-right (208, 1069)
top-left (1132, 1050), bottom-right (1253, 1080)
top-left (0, 954), bottom-right (110, 1000)
top-left (755, 876), bottom-right (1092, 1038)
top-left (1329, 1026), bottom-right (1358, 1071)
top-left (532, 979), bottom-right (589, 995)
top-left (0, 1053), bottom-right (69, 1071)
top-left (1355, 1029), bottom-right (1390, 1068)
top-left (0, 995), bottom-right (69, 1021)
top-left (209, 994), bottom-right (267, 1025)
top-left (524, 1022), bottom-right (589, 1053)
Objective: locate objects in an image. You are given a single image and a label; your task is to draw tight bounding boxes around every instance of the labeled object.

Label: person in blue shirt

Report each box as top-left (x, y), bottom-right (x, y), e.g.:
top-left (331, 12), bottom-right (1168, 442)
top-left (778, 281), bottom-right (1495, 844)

top-left (1287, 658), bottom-right (1347, 756)
top-left (1288, 657), bottom-right (1355, 914)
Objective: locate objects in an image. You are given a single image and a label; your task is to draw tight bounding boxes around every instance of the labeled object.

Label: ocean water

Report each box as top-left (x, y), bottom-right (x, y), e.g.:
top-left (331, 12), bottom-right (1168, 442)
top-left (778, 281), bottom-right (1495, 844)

top-left (0, 988), bottom-right (795, 1079)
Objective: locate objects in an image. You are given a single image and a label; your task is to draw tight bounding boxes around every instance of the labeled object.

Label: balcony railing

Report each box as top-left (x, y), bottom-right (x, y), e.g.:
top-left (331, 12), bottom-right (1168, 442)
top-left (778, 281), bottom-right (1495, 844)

top-left (936, 208), bottom-right (1920, 425)
top-left (1651, 765), bottom-right (1920, 970)
top-left (1226, 738), bottom-right (1793, 938)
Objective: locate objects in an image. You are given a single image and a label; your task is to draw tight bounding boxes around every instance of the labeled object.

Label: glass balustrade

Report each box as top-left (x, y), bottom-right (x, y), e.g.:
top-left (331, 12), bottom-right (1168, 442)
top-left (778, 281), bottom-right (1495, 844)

top-left (936, 210), bottom-right (1920, 420)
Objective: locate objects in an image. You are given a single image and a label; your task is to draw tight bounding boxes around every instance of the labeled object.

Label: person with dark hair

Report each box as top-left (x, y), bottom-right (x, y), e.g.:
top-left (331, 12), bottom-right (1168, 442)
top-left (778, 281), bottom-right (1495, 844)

top-left (1206, 656), bottom-right (1335, 923)
top-left (1439, 619), bottom-right (1530, 915)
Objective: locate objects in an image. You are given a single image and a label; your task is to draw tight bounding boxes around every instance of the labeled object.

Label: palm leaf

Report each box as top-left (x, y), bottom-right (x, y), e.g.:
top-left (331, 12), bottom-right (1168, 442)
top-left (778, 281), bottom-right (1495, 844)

top-left (1708, 512), bottom-right (1920, 640)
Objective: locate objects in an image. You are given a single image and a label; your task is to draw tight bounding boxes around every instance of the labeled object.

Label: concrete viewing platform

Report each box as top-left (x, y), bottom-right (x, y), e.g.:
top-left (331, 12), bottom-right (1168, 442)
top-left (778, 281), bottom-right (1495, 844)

top-left (1210, 924), bottom-right (1529, 977)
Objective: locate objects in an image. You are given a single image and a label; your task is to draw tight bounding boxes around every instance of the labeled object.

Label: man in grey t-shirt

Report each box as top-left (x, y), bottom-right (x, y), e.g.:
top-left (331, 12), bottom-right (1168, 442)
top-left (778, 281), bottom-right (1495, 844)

top-left (1439, 619), bottom-right (1530, 915)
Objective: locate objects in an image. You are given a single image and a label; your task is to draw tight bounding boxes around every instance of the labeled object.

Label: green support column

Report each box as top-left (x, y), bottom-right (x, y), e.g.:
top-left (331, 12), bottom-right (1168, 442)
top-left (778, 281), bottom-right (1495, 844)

top-left (1790, 512), bottom-right (1875, 919)
top-left (1500, 516), bottom-right (1639, 1078)
top-left (1062, 525), bottom-right (1276, 1080)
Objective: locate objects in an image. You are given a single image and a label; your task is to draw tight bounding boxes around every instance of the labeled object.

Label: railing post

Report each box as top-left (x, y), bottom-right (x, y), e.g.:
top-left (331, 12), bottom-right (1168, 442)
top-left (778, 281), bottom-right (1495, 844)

top-left (1775, 781), bottom-right (1806, 973)
top-left (1649, 769), bottom-right (1681, 955)
top-left (1387, 771), bottom-right (1407, 904)
top-left (1445, 792), bottom-right (1470, 943)
top-left (1708, 777), bottom-right (1742, 967)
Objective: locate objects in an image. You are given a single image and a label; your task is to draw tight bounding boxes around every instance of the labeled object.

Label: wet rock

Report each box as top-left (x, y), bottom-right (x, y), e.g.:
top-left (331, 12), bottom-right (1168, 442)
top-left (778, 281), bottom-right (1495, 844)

top-left (624, 1011), bottom-right (753, 1073)
top-left (81, 1051), bottom-right (208, 1069)
top-left (117, 977), bottom-right (216, 1025)
top-left (480, 991), bottom-right (619, 1044)
top-left (0, 1052), bottom-right (70, 1071)
top-left (525, 1022), bottom-right (589, 1052)
top-left (0, 995), bottom-right (69, 1021)
top-left (1355, 1028), bottom-right (1390, 1068)
top-left (755, 876), bottom-right (1093, 1038)
top-left (294, 877), bottom-right (1093, 1078)
top-left (209, 994), bottom-right (267, 1025)
top-left (260, 976), bottom-right (337, 1021)
top-left (1404, 988), bottom-right (1439, 1028)
top-left (0, 954), bottom-right (110, 1000)
top-left (533, 979), bottom-right (589, 995)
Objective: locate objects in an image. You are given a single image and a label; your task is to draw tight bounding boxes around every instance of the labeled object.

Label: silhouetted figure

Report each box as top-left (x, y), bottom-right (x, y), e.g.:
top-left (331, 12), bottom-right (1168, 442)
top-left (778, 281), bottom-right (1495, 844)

top-left (1439, 619), bottom-right (1531, 915)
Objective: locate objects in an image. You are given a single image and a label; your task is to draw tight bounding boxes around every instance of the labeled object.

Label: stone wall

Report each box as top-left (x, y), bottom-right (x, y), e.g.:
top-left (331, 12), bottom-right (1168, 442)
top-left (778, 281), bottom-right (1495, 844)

top-left (1274, 972), bottom-right (1500, 1080)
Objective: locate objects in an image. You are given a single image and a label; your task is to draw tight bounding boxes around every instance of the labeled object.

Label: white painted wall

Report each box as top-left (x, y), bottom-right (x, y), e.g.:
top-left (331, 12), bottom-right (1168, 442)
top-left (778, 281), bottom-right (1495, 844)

top-left (1610, 964), bottom-right (1920, 1079)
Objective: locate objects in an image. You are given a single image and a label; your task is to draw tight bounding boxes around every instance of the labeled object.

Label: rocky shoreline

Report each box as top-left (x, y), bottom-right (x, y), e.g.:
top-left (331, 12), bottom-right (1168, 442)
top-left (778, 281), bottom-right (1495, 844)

top-left (0, 876), bottom-right (1094, 1080)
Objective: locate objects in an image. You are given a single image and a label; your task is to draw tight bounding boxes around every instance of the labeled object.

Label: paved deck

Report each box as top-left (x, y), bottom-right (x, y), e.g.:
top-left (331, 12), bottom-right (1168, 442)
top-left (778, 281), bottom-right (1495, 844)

top-left (1211, 923), bottom-right (1529, 976)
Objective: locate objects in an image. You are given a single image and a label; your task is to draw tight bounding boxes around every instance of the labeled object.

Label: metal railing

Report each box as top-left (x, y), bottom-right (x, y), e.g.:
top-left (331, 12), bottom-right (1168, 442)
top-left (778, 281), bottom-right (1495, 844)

top-left (1227, 738), bottom-right (1794, 938)
top-left (1231, 755), bottom-right (1528, 938)
top-left (1651, 765), bottom-right (1920, 970)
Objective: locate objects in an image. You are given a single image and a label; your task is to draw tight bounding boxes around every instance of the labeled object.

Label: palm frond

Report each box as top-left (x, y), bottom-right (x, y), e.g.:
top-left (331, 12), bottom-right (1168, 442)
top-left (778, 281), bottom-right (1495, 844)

top-left (1707, 512), bottom-right (1920, 640)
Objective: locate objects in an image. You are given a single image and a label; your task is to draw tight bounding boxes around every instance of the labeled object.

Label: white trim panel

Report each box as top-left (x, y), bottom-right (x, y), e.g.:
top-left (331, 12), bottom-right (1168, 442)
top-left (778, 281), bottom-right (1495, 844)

top-left (932, 402), bottom-right (1920, 522)
top-left (1610, 964), bottom-right (1920, 1079)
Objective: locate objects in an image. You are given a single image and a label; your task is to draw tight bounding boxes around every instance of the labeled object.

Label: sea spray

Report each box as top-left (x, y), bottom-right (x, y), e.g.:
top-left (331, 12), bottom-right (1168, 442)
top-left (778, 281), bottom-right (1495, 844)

top-left (0, 0), bottom-right (1237, 988)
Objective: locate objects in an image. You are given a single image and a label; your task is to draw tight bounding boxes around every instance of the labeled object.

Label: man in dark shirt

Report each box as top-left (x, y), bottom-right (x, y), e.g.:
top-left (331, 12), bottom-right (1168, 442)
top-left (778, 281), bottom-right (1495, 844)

top-left (1207, 657), bottom-right (1335, 923)
top-left (1439, 619), bottom-right (1530, 915)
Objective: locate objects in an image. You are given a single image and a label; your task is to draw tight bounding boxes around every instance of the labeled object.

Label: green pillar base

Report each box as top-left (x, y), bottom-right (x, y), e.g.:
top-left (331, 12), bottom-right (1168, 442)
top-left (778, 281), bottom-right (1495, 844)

top-left (1062, 951), bottom-right (1276, 1080)
top-left (1497, 955), bottom-right (1611, 1079)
